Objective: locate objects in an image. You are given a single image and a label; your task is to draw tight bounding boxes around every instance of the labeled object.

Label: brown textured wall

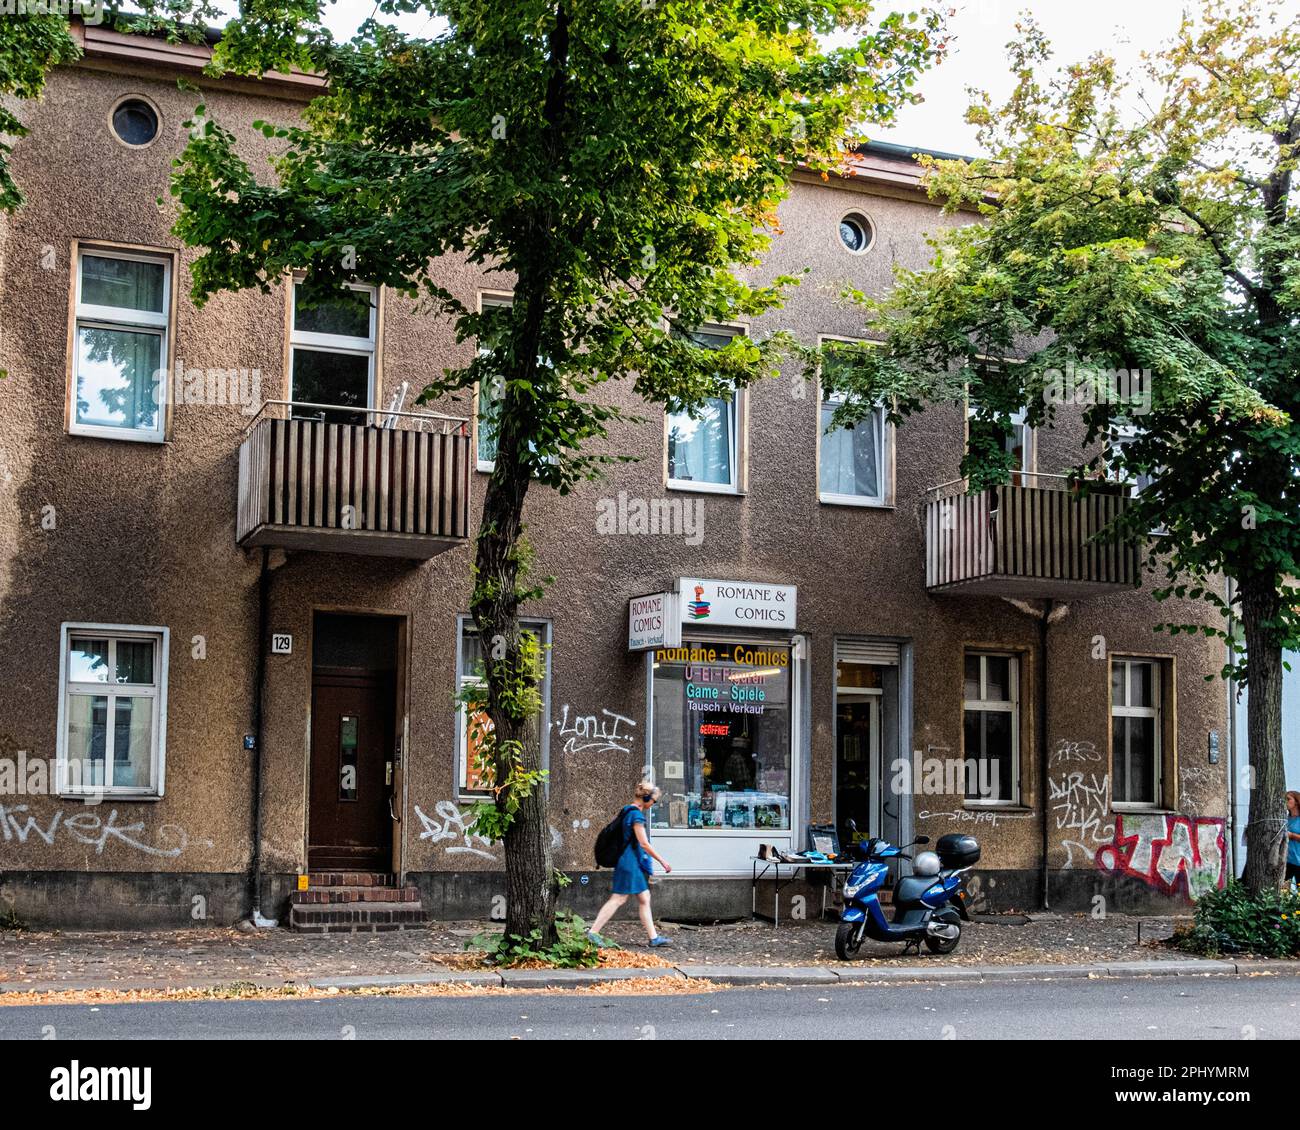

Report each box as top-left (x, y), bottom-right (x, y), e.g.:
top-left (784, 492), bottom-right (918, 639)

top-left (0, 59), bottom-right (1229, 904)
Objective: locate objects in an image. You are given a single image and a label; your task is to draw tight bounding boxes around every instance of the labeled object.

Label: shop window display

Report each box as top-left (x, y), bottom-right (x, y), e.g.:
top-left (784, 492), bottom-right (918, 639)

top-left (650, 641), bottom-right (792, 831)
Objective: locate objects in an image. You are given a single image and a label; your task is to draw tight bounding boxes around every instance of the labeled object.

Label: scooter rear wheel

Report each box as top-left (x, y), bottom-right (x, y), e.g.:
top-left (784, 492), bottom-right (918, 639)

top-left (924, 927), bottom-right (961, 955)
top-left (835, 921), bottom-right (863, 960)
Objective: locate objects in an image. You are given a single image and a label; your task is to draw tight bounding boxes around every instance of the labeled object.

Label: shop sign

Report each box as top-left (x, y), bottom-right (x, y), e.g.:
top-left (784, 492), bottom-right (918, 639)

top-left (676, 578), bottom-right (797, 629)
top-left (628, 591), bottom-right (682, 651)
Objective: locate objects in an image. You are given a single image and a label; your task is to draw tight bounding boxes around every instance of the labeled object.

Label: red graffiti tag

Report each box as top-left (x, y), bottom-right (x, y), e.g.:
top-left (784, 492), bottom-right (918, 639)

top-left (1094, 814), bottom-right (1226, 899)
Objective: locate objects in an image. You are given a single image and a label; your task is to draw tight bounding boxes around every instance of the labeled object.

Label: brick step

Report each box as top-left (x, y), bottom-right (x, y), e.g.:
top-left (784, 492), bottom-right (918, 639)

top-left (289, 902), bottom-right (429, 934)
top-left (291, 886), bottom-right (421, 905)
top-left (305, 871), bottom-right (396, 888)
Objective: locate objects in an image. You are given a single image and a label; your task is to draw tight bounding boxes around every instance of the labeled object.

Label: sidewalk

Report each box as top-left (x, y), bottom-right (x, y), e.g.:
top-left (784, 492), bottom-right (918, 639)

top-left (1, 914), bottom-right (1295, 997)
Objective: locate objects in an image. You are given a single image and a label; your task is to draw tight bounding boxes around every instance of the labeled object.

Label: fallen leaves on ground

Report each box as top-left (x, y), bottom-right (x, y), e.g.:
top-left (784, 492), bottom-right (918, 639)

top-left (0, 974), bottom-right (718, 1008)
top-left (434, 949), bottom-right (676, 972)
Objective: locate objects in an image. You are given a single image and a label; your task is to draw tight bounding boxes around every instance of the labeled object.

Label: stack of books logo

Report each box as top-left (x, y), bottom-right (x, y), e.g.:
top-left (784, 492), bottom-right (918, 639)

top-left (686, 583), bottom-right (711, 620)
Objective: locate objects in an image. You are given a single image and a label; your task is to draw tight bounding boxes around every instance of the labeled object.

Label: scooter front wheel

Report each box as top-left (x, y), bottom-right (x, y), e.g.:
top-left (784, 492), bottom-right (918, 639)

top-left (924, 926), bottom-right (961, 955)
top-left (835, 921), bottom-right (864, 960)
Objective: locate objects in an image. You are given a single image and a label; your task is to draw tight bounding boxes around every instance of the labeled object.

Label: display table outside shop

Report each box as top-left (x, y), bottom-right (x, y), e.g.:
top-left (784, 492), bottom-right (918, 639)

top-left (751, 856), bottom-right (855, 926)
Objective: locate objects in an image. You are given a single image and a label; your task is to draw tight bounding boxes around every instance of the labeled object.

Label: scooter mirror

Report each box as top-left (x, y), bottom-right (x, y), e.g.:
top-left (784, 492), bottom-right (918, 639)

top-left (912, 836), bottom-right (930, 845)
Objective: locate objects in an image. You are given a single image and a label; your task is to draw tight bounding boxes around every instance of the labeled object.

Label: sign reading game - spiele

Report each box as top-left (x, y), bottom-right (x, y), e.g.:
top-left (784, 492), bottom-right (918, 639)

top-left (676, 579), bottom-right (797, 628)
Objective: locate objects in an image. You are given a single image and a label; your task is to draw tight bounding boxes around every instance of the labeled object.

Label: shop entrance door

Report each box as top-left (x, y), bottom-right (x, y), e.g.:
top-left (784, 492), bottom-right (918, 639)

top-left (835, 691), bottom-right (880, 848)
top-left (308, 614), bottom-right (399, 873)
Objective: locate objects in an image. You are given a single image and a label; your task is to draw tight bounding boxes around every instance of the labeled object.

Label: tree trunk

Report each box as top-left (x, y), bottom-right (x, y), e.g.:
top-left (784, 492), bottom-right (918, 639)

top-left (471, 413), bottom-right (557, 944)
top-left (1239, 575), bottom-right (1287, 893)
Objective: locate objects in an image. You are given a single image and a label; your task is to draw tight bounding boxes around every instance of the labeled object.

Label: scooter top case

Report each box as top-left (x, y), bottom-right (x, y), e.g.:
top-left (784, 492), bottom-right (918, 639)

top-left (936, 833), bottom-right (980, 869)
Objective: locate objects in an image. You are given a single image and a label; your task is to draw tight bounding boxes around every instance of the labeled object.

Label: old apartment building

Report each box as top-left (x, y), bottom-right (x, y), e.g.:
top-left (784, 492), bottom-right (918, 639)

top-left (0, 22), bottom-right (1234, 928)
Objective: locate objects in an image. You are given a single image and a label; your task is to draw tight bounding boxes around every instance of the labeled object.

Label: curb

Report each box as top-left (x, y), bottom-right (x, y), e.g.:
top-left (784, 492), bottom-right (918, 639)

top-left (1, 958), bottom-right (1294, 997)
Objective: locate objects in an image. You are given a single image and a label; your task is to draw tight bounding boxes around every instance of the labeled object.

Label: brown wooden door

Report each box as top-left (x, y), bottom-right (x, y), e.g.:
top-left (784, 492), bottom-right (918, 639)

top-left (309, 673), bottom-right (394, 872)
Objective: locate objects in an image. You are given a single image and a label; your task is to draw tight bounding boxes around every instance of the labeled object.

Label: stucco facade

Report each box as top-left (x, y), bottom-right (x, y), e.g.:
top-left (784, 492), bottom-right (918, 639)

top-left (0, 27), bottom-right (1233, 927)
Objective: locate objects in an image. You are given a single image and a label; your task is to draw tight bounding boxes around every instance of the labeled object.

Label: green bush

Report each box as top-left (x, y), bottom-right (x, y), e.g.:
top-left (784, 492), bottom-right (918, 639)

top-left (470, 911), bottom-right (604, 969)
top-left (1173, 880), bottom-right (1300, 958)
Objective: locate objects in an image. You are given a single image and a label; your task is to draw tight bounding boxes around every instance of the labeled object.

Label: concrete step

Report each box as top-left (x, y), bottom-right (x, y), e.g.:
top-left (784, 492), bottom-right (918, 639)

top-left (289, 901), bottom-right (429, 934)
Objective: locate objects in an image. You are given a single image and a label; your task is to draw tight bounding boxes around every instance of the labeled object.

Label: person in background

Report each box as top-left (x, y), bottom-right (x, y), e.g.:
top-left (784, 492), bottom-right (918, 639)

top-left (588, 781), bottom-right (673, 947)
top-left (1285, 791), bottom-right (1300, 887)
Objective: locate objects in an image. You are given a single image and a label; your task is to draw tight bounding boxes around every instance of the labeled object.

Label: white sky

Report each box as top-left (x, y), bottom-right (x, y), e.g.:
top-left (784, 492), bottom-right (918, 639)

top-left (229, 0), bottom-right (1300, 156)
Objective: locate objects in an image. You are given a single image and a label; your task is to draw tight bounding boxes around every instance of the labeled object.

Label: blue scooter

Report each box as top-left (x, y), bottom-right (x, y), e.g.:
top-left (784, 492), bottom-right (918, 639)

top-left (834, 821), bottom-right (981, 960)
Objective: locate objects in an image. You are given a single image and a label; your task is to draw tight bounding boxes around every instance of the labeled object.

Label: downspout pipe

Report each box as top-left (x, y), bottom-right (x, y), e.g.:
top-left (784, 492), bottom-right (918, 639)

top-left (1039, 600), bottom-right (1053, 911)
top-left (244, 547), bottom-right (275, 927)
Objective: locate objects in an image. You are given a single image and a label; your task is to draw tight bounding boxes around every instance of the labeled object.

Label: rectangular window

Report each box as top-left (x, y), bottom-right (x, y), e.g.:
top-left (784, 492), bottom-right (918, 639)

top-left (962, 652), bottom-right (1019, 804)
top-left (289, 281), bottom-right (377, 423)
top-left (819, 343), bottom-right (888, 505)
top-left (475, 294), bottom-right (512, 471)
top-left (968, 384), bottom-right (1034, 475)
top-left (456, 617), bottom-right (551, 798)
top-left (649, 641), bottom-right (792, 830)
top-left (57, 623), bottom-right (168, 797)
top-left (666, 326), bottom-right (744, 493)
top-left (1111, 657), bottom-right (1161, 807)
top-left (72, 250), bottom-right (171, 442)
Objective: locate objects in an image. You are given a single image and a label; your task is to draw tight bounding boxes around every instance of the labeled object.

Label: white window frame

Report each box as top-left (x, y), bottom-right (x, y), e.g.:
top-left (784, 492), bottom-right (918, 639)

top-left (289, 280), bottom-right (378, 417)
top-left (475, 292), bottom-right (515, 473)
top-left (966, 357), bottom-right (1036, 475)
top-left (56, 622), bottom-right (169, 798)
top-left (818, 336), bottom-right (891, 507)
top-left (1110, 657), bottom-right (1163, 810)
top-left (71, 249), bottom-right (171, 443)
top-left (962, 651), bottom-right (1020, 807)
top-left (665, 323), bottom-right (746, 495)
top-left (454, 615), bottom-right (552, 801)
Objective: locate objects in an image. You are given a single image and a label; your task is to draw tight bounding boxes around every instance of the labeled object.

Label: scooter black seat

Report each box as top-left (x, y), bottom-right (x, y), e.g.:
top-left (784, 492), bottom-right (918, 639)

top-left (893, 875), bottom-right (942, 905)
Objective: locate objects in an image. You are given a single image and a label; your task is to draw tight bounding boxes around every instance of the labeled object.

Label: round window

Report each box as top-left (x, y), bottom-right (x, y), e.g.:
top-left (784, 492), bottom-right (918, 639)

top-left (111, 99), bottom-right (160, 147)
top-left (838, 212), bottom-right (873, 254)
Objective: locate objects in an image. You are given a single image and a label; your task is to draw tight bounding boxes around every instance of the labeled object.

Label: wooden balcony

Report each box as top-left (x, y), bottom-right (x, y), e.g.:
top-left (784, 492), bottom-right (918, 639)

top-left (237, 402), bottom-right (471, 559)
top-left (924, 474), bottom-right (1140, 599)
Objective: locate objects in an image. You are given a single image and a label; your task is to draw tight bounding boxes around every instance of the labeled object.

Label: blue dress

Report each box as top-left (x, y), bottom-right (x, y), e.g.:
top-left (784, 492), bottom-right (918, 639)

top-left (612, 806), bottom-right (652, 895)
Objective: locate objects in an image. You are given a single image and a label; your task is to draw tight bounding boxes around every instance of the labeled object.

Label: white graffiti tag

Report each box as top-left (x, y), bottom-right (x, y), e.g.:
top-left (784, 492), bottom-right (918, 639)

top-left (1049, 771), bottom-right (1113, 868)
top-left (0, 805), bottom-right (210, 858)
top-left (554, 706), bottom-right (637, 756)
top-left (1049, 739), bottom-right (1102, 766)
top-left (414, 801), bottom-right (495, 859)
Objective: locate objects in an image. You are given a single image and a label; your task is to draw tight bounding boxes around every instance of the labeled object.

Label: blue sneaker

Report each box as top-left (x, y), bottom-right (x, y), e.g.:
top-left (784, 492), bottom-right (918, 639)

top-left (586, 930), bottom-right (613, 948)
top-left (649, 935), bottom-right (673, 947)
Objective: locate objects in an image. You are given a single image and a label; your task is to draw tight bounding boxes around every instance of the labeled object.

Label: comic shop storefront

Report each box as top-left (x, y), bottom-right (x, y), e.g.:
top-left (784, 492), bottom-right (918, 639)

top-left (630, 580), bottom-right (805, 876)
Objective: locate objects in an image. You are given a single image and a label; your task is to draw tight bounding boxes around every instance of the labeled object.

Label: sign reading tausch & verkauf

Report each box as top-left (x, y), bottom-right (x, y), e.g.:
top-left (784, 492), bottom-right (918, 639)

top-left (676, 579), bottom-right (797, 629)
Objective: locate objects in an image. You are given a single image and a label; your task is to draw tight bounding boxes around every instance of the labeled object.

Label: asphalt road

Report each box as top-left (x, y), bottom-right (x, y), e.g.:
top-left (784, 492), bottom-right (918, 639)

top-left (0, 975), bottom-right (1296, 1040)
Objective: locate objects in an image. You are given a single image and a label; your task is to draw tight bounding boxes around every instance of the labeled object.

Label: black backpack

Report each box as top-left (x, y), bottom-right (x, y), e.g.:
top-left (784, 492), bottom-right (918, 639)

top-left (594, 806), bottom-right (634, 868)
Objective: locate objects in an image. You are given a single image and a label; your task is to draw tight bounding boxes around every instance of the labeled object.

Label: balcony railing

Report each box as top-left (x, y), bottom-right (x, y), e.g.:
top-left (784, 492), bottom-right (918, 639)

top-left (924, 472), bottom-right (1139, 598)
top-left (236, 401), bottom-right (471, 559)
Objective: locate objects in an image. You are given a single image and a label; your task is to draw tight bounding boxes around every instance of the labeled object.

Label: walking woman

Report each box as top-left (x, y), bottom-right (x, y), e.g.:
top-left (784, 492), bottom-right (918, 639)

top-left (1286, 791), bottom-right (1300, 887)
top-left (588, 781), bottom-right (673, 947)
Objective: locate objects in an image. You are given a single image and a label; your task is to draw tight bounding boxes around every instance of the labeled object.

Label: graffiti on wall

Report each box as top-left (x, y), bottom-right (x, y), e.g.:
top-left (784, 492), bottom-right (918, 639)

top-left (1049, 767), bottom-right (1113, 869)
top-left (1049, 739), bottom-right (1103, 766)
top-left (917, 808), bottom-right (1033, 829)
top-left (0, 804), bottom-right (211, 858)
top-left (554, 706), bottom-right (637, 757)
top-left (414, 801), bottom-right (496, 860)
top-left (1094, 814), bottom-right (1226, 898)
